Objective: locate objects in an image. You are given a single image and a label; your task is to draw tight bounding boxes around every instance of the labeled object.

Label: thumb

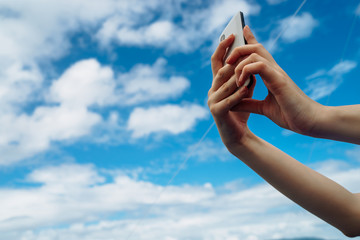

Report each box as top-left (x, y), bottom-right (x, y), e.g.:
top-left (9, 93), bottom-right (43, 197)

top-left (231, 98), bottom-right (265, 115)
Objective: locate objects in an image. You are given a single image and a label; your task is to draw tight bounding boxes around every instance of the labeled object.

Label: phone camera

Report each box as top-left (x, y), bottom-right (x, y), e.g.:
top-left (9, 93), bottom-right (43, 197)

top-left (220, 34), bottom-right (225, 42)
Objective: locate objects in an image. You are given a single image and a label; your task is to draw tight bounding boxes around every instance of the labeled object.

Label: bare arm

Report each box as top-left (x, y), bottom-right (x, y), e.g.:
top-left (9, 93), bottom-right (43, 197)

top-left (313, 105), bottom-right (360, 144)
top-left (209, 26), bottom-right (360, 237)
top-left (231, 133), bottom-right (360, 237)
top-left (227, 26), bottom-right (360, 145)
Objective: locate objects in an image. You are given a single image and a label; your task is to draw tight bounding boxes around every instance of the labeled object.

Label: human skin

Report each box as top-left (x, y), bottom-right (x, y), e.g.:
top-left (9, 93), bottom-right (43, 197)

top-left (207, 26), bottom-right (360, 237)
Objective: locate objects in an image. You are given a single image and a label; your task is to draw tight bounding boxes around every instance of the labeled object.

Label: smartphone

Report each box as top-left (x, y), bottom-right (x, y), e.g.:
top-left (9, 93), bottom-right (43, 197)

top-left (219, 11), bottom-right (253, 87)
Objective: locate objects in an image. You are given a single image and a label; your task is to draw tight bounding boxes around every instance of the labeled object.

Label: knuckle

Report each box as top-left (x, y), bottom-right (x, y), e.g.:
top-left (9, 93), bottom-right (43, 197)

top-left (217, 67), bottom-right (226, 79)
top-left (232, 46), bottom-right (241, 54)
top-left (209, 104), bottom-right (218, 115)
top-left (243, 65), bottom-right (251, 73)
top-left (235, 65), bottom-right (242, 76)
top-left (249, 53), bottom-right (258, 60)
top-left (258, 61), bottom-right (267, 70)
top-left (254, 43), bottom-right (263, 50)
top-left (207, 89), bottom-right (213, 98)
top-left (207, 98), bottom-right (212, 108)
top-left (224, 98), bottom-right (232, 110)
top-left (207, 95), bottom-right (214, 107)
top-left (220, 82), bottom-right (230, 93)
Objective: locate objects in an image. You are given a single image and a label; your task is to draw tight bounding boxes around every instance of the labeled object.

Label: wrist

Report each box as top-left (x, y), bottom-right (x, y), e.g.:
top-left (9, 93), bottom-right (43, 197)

top-left (227, 129), bottom-right (262, 159)
top-left (310, 105), bottom-right (335, 138)
top-left (298, 100), bottom-right (327, 137)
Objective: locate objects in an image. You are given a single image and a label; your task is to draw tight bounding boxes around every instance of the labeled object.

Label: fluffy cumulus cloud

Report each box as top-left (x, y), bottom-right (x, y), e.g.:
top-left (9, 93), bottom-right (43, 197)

top-left (127, 104), bottom-right (208, 138)
top-left (96, 0), bottom-right (260, 52)
top-left (0, 161), bottom-right (357, 239)
top-left (0, 58), bottom-right (119, 165)
top-left (0, 0), bottom-right (121, 63)
top-left (0, 106), bottom-right (101, 165)
top-left (305, 60), bottom-right (357, 100)
top-left (1, 0), bottom-right (249, 164)
top-left (0, 56), bottom-right (202, 164)
top-left (0, 62), bottom-right (43, 112)
top-left (0, 0), bottom-right (263, 164)
top-left (264, 12), bottom-right (318, 51)
top-left (279, 12), bottom-right (318, 43)
top-left (117, 58), bottom-right (190, 105)
top-left (48, 59), bottom-right (117, 107)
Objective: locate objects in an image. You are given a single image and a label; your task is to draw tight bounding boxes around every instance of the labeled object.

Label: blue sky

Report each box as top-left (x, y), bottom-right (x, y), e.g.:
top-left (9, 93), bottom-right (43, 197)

top-left (0, 0), bottom-right (360, 239)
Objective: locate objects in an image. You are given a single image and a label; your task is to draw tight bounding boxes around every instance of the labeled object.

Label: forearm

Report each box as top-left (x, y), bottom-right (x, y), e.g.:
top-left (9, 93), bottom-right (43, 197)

top-left (311, 105), bottom-right (360, 144)
top-left (231, 132), bottom-right (360, 237)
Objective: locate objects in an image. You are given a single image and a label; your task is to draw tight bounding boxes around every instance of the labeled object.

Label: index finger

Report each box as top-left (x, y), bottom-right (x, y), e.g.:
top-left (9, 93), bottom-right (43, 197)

top-left (211, 34), bottom-right (235, 77)
top-left (243, 25), bottom-right (258, 44)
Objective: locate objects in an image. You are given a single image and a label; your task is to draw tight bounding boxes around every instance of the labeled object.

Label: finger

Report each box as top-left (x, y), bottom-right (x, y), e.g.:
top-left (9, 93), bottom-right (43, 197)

top-left (231, 98), bottom-right (265, 115)
top-left (209, 75), bottom-right (238, 104)
top-left (226, 43), bottom-right (275, 66)
top-left (211, 34), bottom-right (235, 77)
top-left (243, 25), bottom-right (258, 44)
top-left (245, 75), bottom-right (256, 98)
top-left (226, 45), bottom-right (256, 65)
top-left (226, 26), bottom-right (275, 65)
top-left (235, 53), bottom-right (269, 87)
top-left (239, 61), bottom-right (274, 89)
top-left (212, 86), bottom-right (249, 116)
top-left (211, 64), bottom-right (235, 91)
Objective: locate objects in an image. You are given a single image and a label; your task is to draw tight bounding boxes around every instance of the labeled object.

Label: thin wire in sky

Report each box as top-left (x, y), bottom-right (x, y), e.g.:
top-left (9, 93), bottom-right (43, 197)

top-left (268, 0), bottom-right (308, 51)
top-left (125, 122), bottom-right (215, 240)
top-left (307, 7), bottom-right (359, 163)
top-left (126, 1), bottom-right (310, 239)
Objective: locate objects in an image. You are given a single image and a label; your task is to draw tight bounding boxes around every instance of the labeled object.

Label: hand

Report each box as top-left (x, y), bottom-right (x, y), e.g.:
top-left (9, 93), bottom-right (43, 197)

top-left (208, 34), bottom-right (257, 151)
top-left (226, 26), bottom-right (323, 135)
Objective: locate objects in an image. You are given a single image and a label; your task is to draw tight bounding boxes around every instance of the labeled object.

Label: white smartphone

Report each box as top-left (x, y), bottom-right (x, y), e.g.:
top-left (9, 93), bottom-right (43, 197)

top-left (219, 11), bottom-right (253, 87)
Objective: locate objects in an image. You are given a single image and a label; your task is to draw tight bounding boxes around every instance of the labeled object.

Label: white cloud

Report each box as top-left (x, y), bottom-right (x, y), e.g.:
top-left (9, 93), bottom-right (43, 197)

top-left (346, 146), bottom-right (360, 162)
top-left (0, 106), bottom-right (102, 165)
top-left (305, 60), bottom-right (357, 100)
top-left (0, 161), bottom-right (355, 239)
top-left (0, 0), bottom-right (260, 164)
top-left (279, 12), bottom-right (318, 43)
top-left (96, 0), bottom-right (260, 53)
top-left (0, 61), bottom-right (43, 113)
top-left (266, 0), bottom-right (288, 5)
top-left (117, 58), bottom-right (190, 105)
top-left (127, 104), bottom-right (208, 138)
top-left (107, 20), bottom-right (175, 48)
top-left (305, 78), bottom-right (338, 101)
top-left (48, 59), bottom-right (117, 107)
top-left (0, 58), bottom-right (121, 165)
top-left (186, 139), bottom-right (233, 162)
top-left (0, 0), bottom-right (130, 63)
top-left (328, 60), bottom-right (357, 76)
top-left (0, 163), bottom-right (215, 233)
top-left (264, 12), bottom-right (318, 52)
top-left (0, 56), bottom-right (199, 164)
